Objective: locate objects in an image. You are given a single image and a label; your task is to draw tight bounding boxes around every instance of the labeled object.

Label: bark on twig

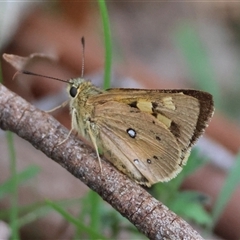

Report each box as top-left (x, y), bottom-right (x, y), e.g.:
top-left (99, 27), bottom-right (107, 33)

top-left (0, 83), bottom-right (203, 240)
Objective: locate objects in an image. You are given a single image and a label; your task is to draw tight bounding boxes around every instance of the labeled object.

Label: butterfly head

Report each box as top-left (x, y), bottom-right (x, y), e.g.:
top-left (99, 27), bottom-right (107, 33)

top-left (67, 77), bottom-right (100, 100)
top-left (68, 78), bottom-right (86, 99)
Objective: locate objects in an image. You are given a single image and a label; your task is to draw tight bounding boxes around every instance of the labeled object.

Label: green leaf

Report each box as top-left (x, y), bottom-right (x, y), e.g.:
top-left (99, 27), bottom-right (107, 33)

top-left (170, 191), bottom-right (211, 226)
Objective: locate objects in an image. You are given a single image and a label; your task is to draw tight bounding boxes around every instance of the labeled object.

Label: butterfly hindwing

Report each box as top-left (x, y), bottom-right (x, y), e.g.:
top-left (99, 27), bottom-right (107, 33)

top-left (93, 100), bottom-right (183, 186)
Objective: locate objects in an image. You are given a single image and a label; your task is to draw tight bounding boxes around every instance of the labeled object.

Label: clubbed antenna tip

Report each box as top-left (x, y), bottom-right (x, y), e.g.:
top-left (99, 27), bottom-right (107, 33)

top-left (81, 37), bottom-right (85, 47)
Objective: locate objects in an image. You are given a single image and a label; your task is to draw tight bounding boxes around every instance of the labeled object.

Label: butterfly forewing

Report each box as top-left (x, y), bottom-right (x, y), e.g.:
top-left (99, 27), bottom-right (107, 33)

top-left (89, 89), bottom-right (213, 167)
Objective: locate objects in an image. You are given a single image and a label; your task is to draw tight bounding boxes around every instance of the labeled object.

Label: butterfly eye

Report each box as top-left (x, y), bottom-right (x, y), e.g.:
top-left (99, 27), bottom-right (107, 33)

top-left (69, 86), bottom-right (78, 98)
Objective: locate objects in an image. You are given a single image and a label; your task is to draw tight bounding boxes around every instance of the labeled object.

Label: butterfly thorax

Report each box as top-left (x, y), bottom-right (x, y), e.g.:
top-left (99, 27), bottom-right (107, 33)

top-left (68, 78), bottom-right (103, 140)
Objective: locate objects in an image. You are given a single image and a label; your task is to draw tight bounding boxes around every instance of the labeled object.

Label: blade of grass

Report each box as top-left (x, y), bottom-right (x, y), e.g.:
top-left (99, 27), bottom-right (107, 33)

top-left (88, 191), bottom-right (101, 237)
top-left (0, 198), bottom-right (84, 228)
top-left (98, 0), bottom-right (112, 89)
top-left (46, 199), bottom-right (107, 239)
top-left (17, 202), bottom-right (49, 228)
top-left (210, 152), bottom-right (240, 230)
top-left (75, 194), bottom-right (90, 238)
top-left (0, 165), bottom-right (40, 199)
top-left (6, 131), bottom-right (19, 240)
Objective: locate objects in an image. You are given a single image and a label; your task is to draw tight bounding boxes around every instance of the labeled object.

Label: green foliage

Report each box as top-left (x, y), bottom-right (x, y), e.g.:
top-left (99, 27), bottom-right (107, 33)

top-left (210, 152), bottom-right (240, 229)
top-left (46, 199), bottom-right (107, 239)
top-left (6, 132), bottom-right (19, 240)
top-left (0, 165), bottom-right (40, 200)
top-left (170, 191), bottom-right (211, 226)
top-left (175, 24), bottom-right (221, 109)
top-left (73, 190), bottom-right (147, 239)
top-left (0, 134), bottom-right (41, 239)
top-left (174, 22), bottom-right (240, 235)
top-left (45, 191), bottom-right (145, 239)
top-left (98, 0), bottom-right (112, 90)
top-left (151, 149), bottom-right (212, 226)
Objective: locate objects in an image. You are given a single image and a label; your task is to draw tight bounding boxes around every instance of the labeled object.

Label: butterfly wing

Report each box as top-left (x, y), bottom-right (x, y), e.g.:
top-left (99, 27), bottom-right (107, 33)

top-left (93, 101), bottom-right (182, 186)
top-left (89, 89), bottom-right (213, 173)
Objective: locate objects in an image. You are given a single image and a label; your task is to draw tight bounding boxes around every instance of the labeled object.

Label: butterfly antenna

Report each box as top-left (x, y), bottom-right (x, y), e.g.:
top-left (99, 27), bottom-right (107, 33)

top-left (81, 36), bottom-right (85, 78)
top-left (19, 70), bottom-right (68, 83)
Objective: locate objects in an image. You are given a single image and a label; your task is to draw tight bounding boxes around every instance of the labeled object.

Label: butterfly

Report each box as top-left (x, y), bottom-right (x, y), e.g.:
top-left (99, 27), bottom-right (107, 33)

top-left (3, 38), bottom-right (214, 187)
top-left (66, 78), bottom-right (214, 187)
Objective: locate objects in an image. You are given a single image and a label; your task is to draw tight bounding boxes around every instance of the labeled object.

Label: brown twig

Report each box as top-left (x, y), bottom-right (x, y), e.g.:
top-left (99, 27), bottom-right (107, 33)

top-left (0, 83), bottom-right (204, 240)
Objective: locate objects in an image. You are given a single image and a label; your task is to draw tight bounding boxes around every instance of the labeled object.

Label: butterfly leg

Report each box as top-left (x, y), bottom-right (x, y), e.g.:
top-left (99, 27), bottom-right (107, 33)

top-left (86, 120), bottom-right (103, 173)
top-left (46, 100), bottom-right (69, 113)
top-left (58, 127), bottom-right (74, 145)
top-left (57, 105), bottom-right (75, 145)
